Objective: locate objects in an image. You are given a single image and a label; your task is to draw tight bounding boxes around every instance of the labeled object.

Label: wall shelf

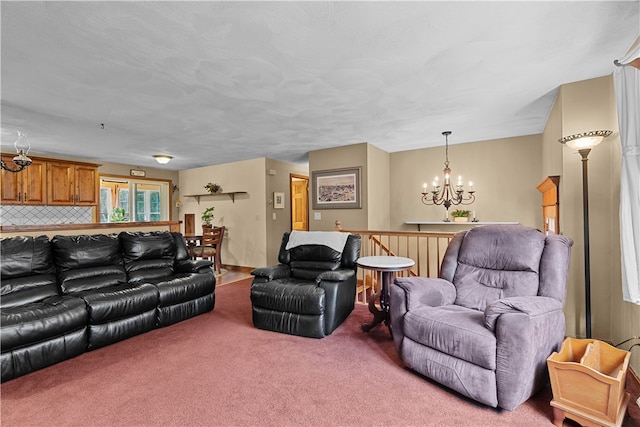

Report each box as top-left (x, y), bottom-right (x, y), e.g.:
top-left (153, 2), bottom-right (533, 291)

top-left (405, 221), bottom-right (519, 231)
top-left (183, 191), bottom-right (247, 204)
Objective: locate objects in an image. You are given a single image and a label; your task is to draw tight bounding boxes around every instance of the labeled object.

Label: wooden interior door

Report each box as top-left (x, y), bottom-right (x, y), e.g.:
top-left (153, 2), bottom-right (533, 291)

top-left (290, 174), bottom-right (308, 231)
top-left (184, 213), bottom-right (195, 235)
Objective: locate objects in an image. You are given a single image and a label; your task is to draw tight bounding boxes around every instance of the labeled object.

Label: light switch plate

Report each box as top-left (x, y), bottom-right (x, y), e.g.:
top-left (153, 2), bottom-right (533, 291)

top-left (314, 212), bottom-right (321, 220)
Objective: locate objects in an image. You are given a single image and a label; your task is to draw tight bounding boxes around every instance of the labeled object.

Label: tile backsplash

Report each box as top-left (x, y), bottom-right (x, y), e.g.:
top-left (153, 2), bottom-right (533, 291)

top-left (0, 205), bottom-right (93, 225)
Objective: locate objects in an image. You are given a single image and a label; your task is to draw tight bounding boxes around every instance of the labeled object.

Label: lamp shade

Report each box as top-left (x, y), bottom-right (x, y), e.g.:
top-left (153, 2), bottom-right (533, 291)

top-left (559, 130), bottom-right (612, 150)
top-left (153, 155), bottom-right (173, 164)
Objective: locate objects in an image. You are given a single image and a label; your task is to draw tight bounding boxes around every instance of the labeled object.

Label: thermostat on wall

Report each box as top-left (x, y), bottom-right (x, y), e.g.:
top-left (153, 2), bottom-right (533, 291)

top-left (130, 169), bottom-right (146, 177)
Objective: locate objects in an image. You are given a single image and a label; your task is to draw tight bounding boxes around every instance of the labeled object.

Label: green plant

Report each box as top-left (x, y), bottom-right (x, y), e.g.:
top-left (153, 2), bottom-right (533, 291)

top-left (204, 182), bottom-right (222, 193)
top-left (451, 209), bottom-right (470, 218)
top-left (201, 207), bottom-right (215, 226)
top-left (109, 207), bottom-right (127, 222)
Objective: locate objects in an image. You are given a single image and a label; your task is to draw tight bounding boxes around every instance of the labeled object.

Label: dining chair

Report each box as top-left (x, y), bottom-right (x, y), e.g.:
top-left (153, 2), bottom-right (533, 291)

top-left (189, 226), bottom-right (225, 275)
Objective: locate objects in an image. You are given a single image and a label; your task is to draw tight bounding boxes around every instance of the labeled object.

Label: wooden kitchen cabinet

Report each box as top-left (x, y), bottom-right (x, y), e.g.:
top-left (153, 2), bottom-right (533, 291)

top-left (0, 155), bottom-right (47, 205)
top-left (47, 161), bottom-right (99, 206)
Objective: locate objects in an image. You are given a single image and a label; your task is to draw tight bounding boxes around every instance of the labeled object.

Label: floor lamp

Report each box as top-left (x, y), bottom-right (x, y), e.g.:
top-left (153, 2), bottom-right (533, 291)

top-left (559, 130), bottom-right (611, 339)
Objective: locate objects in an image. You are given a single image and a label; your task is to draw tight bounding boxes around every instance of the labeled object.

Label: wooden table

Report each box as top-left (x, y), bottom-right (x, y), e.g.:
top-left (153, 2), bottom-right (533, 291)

top-left (357, 256), bottom-right (415, 333)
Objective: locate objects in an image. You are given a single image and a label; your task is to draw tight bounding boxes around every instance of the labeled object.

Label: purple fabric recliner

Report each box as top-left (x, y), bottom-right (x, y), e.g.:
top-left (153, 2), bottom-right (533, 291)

top-left (389, 224), bottom-right (573, 411)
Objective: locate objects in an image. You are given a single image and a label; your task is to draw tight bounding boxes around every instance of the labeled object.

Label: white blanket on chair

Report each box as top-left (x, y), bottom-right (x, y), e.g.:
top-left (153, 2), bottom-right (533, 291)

top-left (285, 231), bottom-right (350, 253)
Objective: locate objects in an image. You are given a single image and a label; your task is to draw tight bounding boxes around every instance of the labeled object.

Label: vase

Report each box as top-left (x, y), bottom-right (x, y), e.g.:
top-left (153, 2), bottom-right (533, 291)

top-left (453, 217), bottom-right (468, 223)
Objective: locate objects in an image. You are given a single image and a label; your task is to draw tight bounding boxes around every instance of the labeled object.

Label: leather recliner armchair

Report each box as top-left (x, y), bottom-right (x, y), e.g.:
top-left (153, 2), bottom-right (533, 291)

top-left (251, 231), bottom-right (361, 338)
top-left (389, 225), bottom-right (573, 411)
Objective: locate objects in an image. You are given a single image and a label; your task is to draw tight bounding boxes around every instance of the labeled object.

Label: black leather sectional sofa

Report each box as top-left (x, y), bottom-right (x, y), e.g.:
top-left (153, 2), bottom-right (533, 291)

top-left (1, 231), bottom-right (216, 382)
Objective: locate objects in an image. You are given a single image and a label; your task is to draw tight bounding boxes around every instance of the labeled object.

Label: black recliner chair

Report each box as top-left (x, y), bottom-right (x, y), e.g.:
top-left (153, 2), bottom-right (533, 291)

top-left (250, 231), bottom-right (361, 338)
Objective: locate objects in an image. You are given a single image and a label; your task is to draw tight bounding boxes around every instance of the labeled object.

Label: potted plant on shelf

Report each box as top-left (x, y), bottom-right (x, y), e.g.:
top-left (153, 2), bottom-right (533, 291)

top-left (109, 207), bottom-right (128, 222)
top-left (201, 207), bottom-right (215, 228)
top-left (451, 209), bottom-right (470, 223)
top-left (204, 182), bottom-right (222, 194)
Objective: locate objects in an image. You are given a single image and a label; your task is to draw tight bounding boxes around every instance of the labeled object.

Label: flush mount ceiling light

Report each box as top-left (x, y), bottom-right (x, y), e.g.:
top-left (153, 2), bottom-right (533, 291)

top-left (153, 155), bottom-right (173, 165)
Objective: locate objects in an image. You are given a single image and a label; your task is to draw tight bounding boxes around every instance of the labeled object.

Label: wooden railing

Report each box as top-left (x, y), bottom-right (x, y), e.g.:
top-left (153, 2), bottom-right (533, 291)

top-left (341, 229), bottom-right (456, 304)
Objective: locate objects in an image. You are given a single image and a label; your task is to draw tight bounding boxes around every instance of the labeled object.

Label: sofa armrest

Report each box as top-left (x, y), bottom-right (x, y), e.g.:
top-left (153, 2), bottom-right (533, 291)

top-left (175, 259), bottom-right (213, 274)
top-left (251, 265), bottom-right (291, 281)
top-left (316, 269), bottom-right (355, 283)
top-left (389, 276), bottom-right (456, 354)
top-left (487, 296), bottom-right (566, 411)
top-left (484, 296), bottom-right (563, 332)
top-left (393, 276), bottom-right (457, 310)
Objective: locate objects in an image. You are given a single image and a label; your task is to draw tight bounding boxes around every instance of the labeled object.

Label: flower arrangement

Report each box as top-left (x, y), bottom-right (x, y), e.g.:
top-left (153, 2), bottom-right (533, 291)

top-left (204, 182), bottom-right (222, 194)
top-left (451, 209), bottom-right (470, 218)
top-left (201, 207), bottom-right (215, 226)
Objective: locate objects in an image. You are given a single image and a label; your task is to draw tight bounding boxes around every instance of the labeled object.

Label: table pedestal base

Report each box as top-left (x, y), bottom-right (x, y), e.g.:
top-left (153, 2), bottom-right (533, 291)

top-left (362, 290), bottom-right (387, 332)
top-left (356, 256), bottom-right (415, 336)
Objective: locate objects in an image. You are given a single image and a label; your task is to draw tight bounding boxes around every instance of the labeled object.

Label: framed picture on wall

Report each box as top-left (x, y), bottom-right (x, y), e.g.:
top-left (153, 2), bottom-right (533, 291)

top-left (274, 192), bottom-right (285, 209)
top-left (311, 167), bottom-right (361, 209)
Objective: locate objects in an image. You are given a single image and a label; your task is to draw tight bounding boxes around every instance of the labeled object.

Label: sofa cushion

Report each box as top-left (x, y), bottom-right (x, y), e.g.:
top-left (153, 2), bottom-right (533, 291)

top-left (52, 234), bottom-right (123, 270)
top-left (119, 231), bottom-right (176, 261)
top-left (251, 279), bottom-right (326, 315)
top-left (1, 295), bottom-right (88, 351)
top-left (74, 283), bottom-right (158, 323)
top-left (119, 231), bottom-right (177, 282)
top-left (453, 225), bottom-right (545, 311)
top-left (403, 305), bottom-right (497, 370)
top-left (155, 273), bottom-right (215, 307)
top-left (1, 274), bottom-right (59, 308)
top-left (52, 234), bottom-right (127, 293)
top-left (1, 235), bottom-right (54, 279)
top-left (1, 236), bottom-right (58, 308)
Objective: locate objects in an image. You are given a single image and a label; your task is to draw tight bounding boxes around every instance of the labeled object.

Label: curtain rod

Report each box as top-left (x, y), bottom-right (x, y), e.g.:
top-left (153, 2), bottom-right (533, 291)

top-left (614, 58), bottom-right (640, 69)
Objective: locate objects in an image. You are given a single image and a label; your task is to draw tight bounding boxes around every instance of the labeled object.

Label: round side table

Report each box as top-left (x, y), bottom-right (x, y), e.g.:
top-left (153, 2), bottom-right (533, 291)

top-left (357, 256), bottom-right (415, 332)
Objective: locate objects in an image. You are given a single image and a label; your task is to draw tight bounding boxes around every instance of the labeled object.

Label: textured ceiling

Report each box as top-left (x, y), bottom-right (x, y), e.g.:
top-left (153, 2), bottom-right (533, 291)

top-left (1, 1), bottom-right (638, 170)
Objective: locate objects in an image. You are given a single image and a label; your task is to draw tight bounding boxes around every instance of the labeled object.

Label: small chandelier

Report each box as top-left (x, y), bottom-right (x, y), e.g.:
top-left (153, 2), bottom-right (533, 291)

top-left (421, 131), bottom-right (475, 219)
top-left (1, 130), bottom-right (32, 173)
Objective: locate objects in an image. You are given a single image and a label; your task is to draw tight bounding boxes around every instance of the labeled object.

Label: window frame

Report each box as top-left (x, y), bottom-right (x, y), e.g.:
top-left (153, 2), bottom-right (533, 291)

top-left (99, 174), bottom-right (173, 223)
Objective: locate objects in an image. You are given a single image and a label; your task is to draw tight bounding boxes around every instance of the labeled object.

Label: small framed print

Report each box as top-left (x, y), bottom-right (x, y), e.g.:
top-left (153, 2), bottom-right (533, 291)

top-left (130, 169), bottom-right (146, 177)
top-left (312, 167), bottom-right (361, 209)
top-left (274, 192), bottom-right (284, 209)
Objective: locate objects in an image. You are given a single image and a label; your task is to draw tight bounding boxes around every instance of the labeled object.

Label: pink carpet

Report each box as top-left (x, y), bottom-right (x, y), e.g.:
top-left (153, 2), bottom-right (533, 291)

top-left (1, 278), bottom-right (638, 426)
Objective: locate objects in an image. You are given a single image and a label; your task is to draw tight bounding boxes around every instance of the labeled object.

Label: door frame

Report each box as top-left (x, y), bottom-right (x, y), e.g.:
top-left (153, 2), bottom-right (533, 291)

top-left (289, 173), bottom-right (309, 231)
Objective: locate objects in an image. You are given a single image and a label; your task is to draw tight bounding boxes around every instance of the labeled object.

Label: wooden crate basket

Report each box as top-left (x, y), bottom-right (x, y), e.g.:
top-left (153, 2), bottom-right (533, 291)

top-left (547, 338), bottom-right (630, 427)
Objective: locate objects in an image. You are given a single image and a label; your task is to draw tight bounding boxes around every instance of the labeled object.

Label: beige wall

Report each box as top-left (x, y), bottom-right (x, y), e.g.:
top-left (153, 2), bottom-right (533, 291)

top-left (178, 158), bottom-right (267, 268)
top-left (308, 143), bottom-right (369, 230)
top-left (264, 158), bottom-right (308, 265)
top-left (177, 157), bottom-right (307, 268)
top-left (542, 91), bottom-right (564, 178)
top-left (390, 135), bottom-right (542, 231)
top-left (367, 144), bottom-right (391, 230)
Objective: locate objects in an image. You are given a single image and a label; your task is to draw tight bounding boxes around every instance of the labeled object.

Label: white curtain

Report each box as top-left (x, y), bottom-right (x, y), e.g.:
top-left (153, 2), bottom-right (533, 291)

top-left (613, 37), bottom-right (640, 304)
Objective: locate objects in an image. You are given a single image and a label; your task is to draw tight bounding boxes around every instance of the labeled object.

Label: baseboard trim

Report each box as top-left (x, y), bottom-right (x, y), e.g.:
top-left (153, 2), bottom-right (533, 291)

top-left (222, 265), bottom-right (254, 274)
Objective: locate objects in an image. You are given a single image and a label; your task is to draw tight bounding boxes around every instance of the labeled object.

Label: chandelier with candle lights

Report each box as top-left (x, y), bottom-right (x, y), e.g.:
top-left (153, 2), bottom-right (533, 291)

top-left (421, 131), bottom-right (475, 219)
